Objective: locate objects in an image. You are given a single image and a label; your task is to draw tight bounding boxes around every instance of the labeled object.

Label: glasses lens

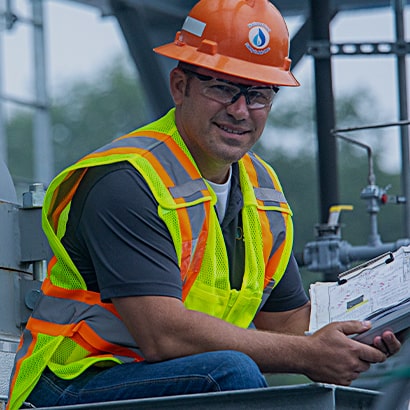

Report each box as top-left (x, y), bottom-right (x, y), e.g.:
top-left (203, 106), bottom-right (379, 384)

top-left (184, 69), bottom-right (278, 109)
top-left (246, 88), bottom-right (276, 109)
top-left (202, 82), bottom-right (239, 104)
top-left (201, 81), bottom-right (276, 109)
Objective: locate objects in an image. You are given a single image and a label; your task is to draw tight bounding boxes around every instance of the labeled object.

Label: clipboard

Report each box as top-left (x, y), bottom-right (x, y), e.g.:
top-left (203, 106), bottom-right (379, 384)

top-left (308, 245), bottom-right (410, 344)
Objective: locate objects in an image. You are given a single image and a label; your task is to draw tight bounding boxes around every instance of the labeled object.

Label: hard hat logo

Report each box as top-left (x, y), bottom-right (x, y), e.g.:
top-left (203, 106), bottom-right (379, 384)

top-left (247, 23), bottom-right (271, 55)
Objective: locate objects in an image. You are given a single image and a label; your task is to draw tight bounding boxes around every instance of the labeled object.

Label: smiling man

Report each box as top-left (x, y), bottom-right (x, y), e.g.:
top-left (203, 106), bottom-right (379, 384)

top-left (7, 1), bottom-right (401, 409)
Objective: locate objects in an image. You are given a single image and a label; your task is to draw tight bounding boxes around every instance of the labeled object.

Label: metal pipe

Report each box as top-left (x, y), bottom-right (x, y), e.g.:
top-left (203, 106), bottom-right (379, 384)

top-left (310, 0), bottom-right (339, 223)
top-left (0, 23), bottom-right (6, 164)
top-left (393, 0), bottom-right (410, 237)
top-left (32, 0), bottom-right (53, 184)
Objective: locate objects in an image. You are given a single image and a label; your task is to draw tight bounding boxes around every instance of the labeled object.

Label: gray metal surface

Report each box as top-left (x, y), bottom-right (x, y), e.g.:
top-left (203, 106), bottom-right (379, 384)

top-left (0, 338), bottom-right (18, 398)
top-left (9, 383), bottom-right (379, 410)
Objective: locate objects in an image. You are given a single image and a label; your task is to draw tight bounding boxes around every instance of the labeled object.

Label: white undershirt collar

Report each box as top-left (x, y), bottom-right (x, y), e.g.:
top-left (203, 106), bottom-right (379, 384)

top-left (206, 166), bottom-right (232, 223)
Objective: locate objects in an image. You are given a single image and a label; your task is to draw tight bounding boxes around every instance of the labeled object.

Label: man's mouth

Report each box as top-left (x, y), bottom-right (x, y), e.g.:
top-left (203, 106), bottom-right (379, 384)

top-left (217, 124), bottom-right (248, 135)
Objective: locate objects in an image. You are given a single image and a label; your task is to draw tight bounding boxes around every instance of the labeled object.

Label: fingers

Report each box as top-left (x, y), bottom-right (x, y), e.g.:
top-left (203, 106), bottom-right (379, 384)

top-left (334, 320), bottom-right (372, 336)
top-left (372, 336), bottom-right (389, 355)
top-left (338, 321), bottom-right (401, 359)
top-left (373, 331), bottom-right (401, 356)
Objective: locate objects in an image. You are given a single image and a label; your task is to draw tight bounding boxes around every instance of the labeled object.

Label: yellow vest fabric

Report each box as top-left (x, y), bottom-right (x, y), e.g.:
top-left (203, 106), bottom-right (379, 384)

top-left (7, 109), bottom-right (293, 410)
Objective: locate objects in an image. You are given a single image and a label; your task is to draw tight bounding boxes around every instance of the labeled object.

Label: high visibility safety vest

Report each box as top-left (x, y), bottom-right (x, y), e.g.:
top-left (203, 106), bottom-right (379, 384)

top-left (7, 109), bottom-right (293, 410)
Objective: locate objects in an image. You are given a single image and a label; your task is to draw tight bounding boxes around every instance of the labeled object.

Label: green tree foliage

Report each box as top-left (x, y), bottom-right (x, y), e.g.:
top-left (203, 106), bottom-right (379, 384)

top-left (51, 59), bottom-right (148, 174)
top-left (6, 107), bottom-right (34, 184)
top-left (6, 57), bottom-right (148, 181)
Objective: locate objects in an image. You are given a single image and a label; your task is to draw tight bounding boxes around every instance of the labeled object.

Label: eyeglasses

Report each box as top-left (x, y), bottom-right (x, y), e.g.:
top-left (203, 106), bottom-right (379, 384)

top-left (182, 69), bottom-right (279, 110)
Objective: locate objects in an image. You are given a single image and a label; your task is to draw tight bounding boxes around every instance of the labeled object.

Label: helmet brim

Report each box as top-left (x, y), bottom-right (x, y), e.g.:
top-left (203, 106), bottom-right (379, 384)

top-left (154, 43), bottom-right (300, 87)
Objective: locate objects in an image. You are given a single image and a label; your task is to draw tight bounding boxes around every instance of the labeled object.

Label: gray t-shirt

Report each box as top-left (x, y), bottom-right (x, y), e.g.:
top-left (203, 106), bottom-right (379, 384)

top-left (62, 161), bottom-right (308, 312)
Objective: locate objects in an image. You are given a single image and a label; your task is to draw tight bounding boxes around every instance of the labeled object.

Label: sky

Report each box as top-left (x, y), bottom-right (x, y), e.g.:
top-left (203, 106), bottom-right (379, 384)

top-left (1, 0), bottom-right (409, 174)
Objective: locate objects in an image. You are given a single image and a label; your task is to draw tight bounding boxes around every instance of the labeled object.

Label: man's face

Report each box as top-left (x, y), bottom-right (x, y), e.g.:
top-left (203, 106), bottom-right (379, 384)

top-left (171, 65), bottom-right (273, 183)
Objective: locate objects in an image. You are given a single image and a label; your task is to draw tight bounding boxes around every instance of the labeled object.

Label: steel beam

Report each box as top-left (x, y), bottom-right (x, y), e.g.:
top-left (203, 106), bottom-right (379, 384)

top-left (109, 0), bottom-right (175, 119)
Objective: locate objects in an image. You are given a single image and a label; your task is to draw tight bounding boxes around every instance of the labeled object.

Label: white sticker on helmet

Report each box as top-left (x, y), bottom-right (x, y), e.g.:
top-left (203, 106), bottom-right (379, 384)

top-left (246, 22), bottom-right (271, 55)
top-left (182, 16), bottom-right (206, 37)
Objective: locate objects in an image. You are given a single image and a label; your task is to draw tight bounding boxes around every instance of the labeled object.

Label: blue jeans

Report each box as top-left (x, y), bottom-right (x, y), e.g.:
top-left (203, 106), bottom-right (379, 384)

top-left (27, 351), bottom-right (267, 407)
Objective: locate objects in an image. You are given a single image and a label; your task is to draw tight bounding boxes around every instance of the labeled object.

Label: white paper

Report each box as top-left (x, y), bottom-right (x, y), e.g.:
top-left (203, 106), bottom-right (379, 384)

top-left (308, 245), bottom-right (410, 333)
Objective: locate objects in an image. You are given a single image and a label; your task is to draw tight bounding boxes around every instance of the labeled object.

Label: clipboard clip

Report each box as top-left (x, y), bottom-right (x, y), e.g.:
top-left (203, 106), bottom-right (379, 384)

top-left (336, 250), bottom-right (397, 285)
top-left (385, 252), bottom-right (394, 264)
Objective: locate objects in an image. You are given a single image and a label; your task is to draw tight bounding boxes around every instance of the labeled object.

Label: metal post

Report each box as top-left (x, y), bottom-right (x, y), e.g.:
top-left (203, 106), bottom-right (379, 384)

top-left (0, 8), bottom-right (6, 164)
top-left (32, 0), bottom-right (53, 184)
top-left (393, 0), bottom-right (410, 237)
top-left (310, 0), bottom-right (339, 223)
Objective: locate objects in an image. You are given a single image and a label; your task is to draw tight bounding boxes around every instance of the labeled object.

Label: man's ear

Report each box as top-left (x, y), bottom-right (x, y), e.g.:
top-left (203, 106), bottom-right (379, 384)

top-left (170, 67), bottom-right (188, 105)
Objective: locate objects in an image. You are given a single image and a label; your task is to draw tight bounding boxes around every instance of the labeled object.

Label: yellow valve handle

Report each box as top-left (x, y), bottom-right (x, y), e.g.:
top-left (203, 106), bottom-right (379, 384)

top-left (327, 205), bottom-right (354, 226)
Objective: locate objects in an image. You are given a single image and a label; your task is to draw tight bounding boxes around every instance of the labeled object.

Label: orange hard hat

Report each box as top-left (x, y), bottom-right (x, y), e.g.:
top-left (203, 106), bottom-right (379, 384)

top-left (153, 0), bottom-right (299, 87)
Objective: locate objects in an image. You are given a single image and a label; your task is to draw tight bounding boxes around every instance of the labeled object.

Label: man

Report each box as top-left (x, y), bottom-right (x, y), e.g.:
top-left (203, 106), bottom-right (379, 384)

top-left (7, 1), bottom-right (401, 409)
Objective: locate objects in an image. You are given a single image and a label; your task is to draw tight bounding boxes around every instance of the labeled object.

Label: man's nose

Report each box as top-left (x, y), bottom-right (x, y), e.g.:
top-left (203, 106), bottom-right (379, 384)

top-left (226, 93), bottom-right (250, 120)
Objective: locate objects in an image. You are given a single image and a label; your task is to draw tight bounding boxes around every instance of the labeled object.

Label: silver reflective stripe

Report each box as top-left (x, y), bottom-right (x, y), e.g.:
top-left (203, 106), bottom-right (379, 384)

top-left (11, 328), bottom-right (33, 376)
top-left (254, 187), bottom-right (287, 203)
top-left (32, 292), bottom-right (143, 355)
top-left (182, 16), bottom-right (206, 37)
top-left (169, 178), bottom-right (208, 200)
top-left (94, 136), bottom-right (163, 154)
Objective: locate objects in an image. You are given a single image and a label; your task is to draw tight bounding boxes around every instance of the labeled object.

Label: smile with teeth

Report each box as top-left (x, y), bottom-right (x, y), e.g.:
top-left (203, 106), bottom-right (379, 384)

top-left (218, 124), bottom-right (248, 135)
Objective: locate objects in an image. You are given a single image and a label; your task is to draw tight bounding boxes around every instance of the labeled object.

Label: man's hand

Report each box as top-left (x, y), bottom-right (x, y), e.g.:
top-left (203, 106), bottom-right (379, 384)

top-left (302, 321), bottom-right (394, 386)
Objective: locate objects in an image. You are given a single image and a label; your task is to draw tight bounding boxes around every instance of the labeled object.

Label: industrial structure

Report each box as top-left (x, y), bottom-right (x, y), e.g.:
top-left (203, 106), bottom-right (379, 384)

top-left (0, 0), bottom-right (409, 408)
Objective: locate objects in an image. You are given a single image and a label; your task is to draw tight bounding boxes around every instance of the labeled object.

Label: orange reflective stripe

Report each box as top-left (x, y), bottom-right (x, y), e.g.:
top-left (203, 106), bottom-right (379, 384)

top-left (264, 239), bottom-right (285, 287)
top-left (118, 129), bottom-right (170, 142)
top-left (143, 151), bottom-right (177, 191)
top-left (28, 317), bottom-right (74, 337)
top-left (47, 256), bottom-right (57, 277)
top-left (181, 202), bottom-right (210, 301)
top-left (72, 322), bottom-right (142, 360)
top-left (50, 168), bottom-right (88, 230)
top-left (42, 277), bottom-right (119, 316)
top-left (26, 318), bottom-right (142, 361)
top-left (259, 207), bottom-right (274, 264)
top-left (241, 155), bottom-right (273, 264)
top-left (242, 154), bottom-right (259, 188)
top-left (6, 333), bottom-right (38, 410)
top-left (178, 207), bottom-right (193, 281)
top-left (82, 147), bottom-right (147, 160)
